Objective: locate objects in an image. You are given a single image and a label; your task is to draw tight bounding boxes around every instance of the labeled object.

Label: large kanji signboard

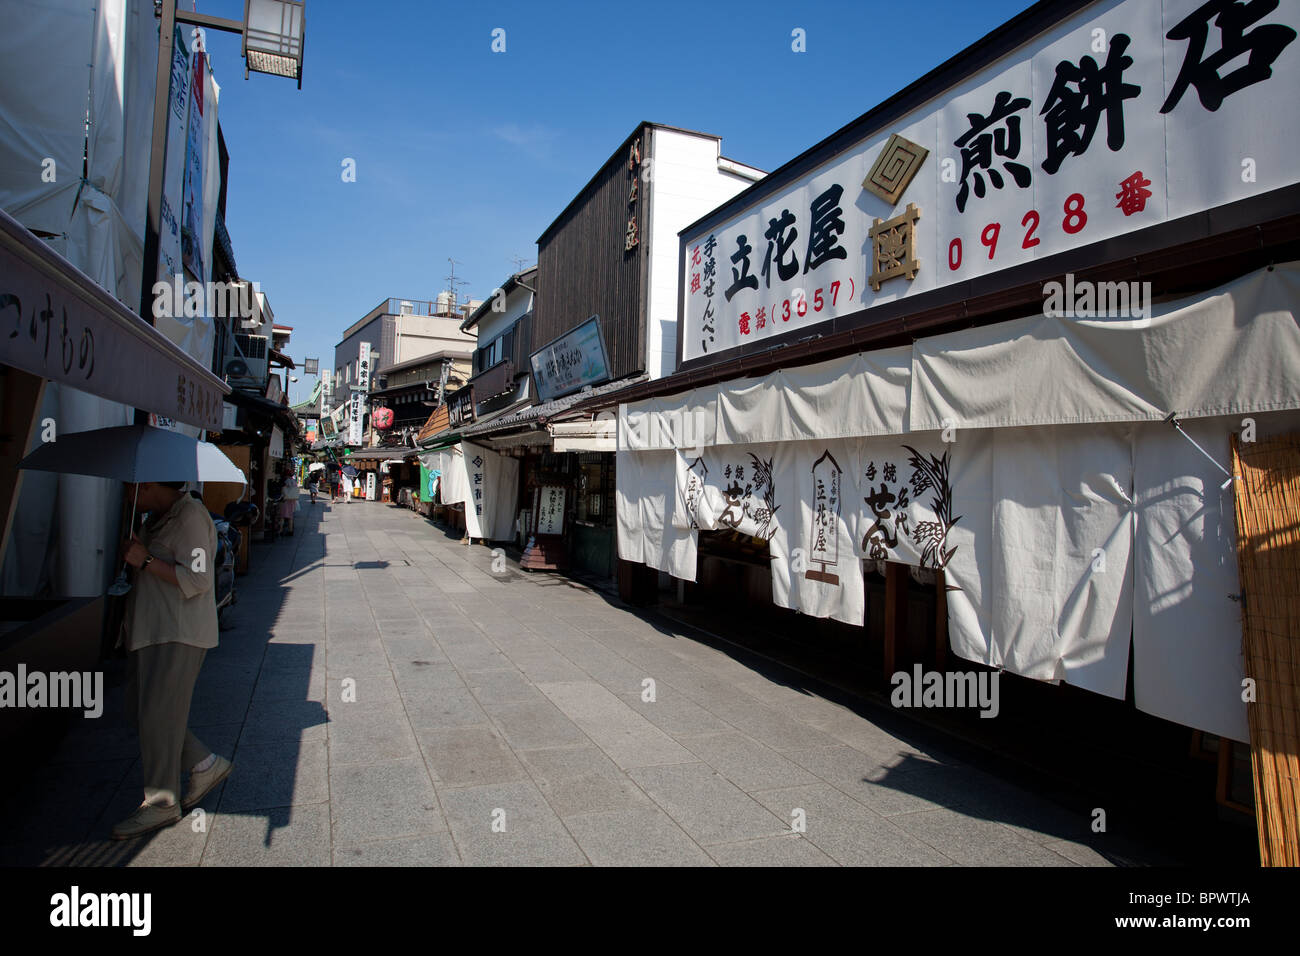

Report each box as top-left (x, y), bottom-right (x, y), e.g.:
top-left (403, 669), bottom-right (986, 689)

top-left (682, 0), bottom-right (1300, 364)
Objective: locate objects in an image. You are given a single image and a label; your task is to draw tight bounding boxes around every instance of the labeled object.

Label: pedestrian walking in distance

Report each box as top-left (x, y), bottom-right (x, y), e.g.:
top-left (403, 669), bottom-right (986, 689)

top-left (281, 470), bottom-right (299, 534)
top-left (113, 480), bottom-right (233, 839)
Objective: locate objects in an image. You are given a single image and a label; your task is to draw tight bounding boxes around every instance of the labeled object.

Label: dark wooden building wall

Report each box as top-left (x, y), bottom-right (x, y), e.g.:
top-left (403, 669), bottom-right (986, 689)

top-left (536, 127), bottom-right (647, 382)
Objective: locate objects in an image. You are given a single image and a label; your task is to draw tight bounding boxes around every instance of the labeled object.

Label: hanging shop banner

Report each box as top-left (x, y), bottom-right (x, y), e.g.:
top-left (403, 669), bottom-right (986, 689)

top-left (346, 389), bottom-right (364, 444)
top-left (157, 24), bottom-right (191, 289)
top-left (180, 38), bottom-right (209, 281)
top-left (365, 471), bottom-right (376, 500)
top-left (529, 315), bottom-right (611, 402)
top-left (681, 0), bottom-right (1300, 363)
top-left (356, 341), bottom-right (371, 393)
top-left (445, 442), bottom-right (520, 539)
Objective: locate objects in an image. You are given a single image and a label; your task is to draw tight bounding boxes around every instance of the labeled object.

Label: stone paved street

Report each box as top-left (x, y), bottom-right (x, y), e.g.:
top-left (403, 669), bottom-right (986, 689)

top-left (0, 500), bottom-right (1157, 866)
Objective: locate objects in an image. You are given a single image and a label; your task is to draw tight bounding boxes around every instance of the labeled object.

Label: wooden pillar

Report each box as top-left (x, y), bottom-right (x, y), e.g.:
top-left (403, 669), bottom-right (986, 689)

top-left (883, 561), bottom-right (908, 682)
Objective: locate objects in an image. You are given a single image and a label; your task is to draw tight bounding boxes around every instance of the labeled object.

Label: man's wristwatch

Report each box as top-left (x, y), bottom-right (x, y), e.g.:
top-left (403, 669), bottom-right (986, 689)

top-left (142, 554), bottom-right (155, 568)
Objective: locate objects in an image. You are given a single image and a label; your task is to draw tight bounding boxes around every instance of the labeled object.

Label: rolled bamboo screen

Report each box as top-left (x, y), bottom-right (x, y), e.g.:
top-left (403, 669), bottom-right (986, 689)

top-left (1230, 433), bottom-right (1300, 867)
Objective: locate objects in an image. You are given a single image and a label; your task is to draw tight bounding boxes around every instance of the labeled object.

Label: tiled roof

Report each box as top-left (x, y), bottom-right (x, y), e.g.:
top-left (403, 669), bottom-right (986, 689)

top-left (461, 375), bottom-right (647, 437)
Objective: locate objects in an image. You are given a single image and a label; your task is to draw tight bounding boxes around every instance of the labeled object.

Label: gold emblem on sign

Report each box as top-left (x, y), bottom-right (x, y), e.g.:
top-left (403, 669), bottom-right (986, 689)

top-left (863, 133), bottom-right (928, 205)
top-left (868, 203), bottom-right (920, 292)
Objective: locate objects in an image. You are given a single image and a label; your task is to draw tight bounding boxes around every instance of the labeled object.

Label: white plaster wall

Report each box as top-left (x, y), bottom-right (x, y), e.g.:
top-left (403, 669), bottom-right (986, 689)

top-left (473, 283), bottom-right (535, 348)
top-left (395, 314), bottom-right (478, 363)
top-left (645, 129), bottom-right (763, 379)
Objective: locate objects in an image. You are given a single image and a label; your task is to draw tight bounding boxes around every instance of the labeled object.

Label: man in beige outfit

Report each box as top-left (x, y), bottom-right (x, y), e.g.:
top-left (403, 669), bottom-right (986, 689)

top-left (113, 481), bottom-right (234, 839)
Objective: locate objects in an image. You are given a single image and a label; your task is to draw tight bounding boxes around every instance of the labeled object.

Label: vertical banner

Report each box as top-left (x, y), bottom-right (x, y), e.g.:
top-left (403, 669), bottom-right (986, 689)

top-left (356, 342), bottom-right (371, 393)
top-left (181, 39), bottom-right (208, 281)
top-left (347, 390), bottom-right (363, 444)
top-left (157, 25), bottom-right (190, 291)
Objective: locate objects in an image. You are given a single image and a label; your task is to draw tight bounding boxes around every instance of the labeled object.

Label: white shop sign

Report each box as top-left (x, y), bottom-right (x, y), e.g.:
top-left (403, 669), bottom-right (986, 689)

top-left (682, 0), bottom-right (1300, 362)
top-left (347, 389), bottom-right (364, 445)
top-left (356, 341), bottom-right (371, 393)
top-left (536, 485), bottom-right (565, 535)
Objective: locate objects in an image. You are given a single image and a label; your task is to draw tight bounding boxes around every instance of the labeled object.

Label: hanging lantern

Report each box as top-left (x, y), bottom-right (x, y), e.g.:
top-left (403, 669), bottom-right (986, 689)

top-left (372, 407), bottom-right (395, 430)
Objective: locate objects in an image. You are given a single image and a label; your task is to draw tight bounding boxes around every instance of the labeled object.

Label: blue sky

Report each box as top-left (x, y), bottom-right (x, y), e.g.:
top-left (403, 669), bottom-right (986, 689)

top-left (196, 0), bottom-right (1033, 402)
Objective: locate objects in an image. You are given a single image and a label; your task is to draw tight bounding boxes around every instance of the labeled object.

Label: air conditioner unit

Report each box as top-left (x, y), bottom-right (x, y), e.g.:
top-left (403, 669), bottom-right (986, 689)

top-left (230, 333), bottom-right (269, 381)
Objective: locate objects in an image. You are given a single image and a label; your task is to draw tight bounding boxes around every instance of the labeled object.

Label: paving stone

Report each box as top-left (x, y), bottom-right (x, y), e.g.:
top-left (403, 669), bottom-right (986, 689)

top-left (381, 635), bottom-right (448, 666)
top-left (676, 731), bottom-right (821, 793)
top-left (439, 781), bottom-right (586, 866)
top-left (749, 784), bottom-right (954, 866)
top-left (615, 687), bottom-right (732, 737)
top-left (188, 685), bottom-right (254, 726)
top-left (240, 697), bottom-right (330, 743)
top-left (391, 658), bottom-right (466, 685)
top-left (0, 757), bottom-right (135, 849)
top-left (486, 700), bottom-right (590, 750)
top-left (563, 807), bottom-right (713, 866)
top-left (536, 681), bottom-right (696, 769)
top-left (401, 685), bottom-right (490, 730)
top-left (251, 663), bottom-right (326, 704)
top-left (201, 802), bottom-right (331, 867)
top-left (508, 650), bottom-right (590, 683)
top-left (891, 806), bottom-right (1079, 866)
top-left (706, 834), bottom-right (837, 867)
top-left (328, 757), bottom-right (445, 845)
top-left (701, 696), bottom-right (844, 753)
top-left (786, 745), bottom-right (965, 815)
top-left (329, 716), bottom-right (421, 767)
top-left (222, 737), bottom-right (328, 812)
top-left (439, 641), bottom-right (511, 671)
top-left (333, 832), bottom-right (461, 867)
top-left (325, 641), bottom-right (393, 678)
top-left (464, 667), bottom-right (545, 707)
top-left (416, 725), bottom-right (529, 788)
top-left (627, 762), bottom-right (791, 846)
top-left (324, 674), bottom-right (402, 714)
top-left (1041, 838), bottom-right (1115, 866)
top-left (517, 746), bottom-right (649, 817)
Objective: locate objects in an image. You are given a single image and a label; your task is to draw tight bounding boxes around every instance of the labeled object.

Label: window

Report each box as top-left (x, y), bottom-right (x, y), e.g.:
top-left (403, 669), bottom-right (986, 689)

top-left (501, 326), bottom-right (515, 365)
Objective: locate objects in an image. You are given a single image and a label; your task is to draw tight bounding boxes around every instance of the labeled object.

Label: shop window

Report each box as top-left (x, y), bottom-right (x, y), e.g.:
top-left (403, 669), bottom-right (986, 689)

top-left (576, 454), bottom-right (613, 526)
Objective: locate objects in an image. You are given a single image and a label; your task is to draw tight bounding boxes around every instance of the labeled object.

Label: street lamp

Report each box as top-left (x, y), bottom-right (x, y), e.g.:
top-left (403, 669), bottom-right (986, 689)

top-left (243, 0), bottom-right (306, 88)
top-left (138, 0), bottom-right (306, 327)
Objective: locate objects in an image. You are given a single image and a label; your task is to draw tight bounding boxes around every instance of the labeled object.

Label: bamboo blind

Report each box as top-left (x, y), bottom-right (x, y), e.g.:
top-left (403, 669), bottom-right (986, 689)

top-left (1230, 433), bottom-right (1300, 867)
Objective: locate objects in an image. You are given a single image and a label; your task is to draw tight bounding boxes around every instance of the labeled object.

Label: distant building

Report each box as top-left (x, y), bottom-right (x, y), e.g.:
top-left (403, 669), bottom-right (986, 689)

top-left (334, 296), bottom-right (478, 396)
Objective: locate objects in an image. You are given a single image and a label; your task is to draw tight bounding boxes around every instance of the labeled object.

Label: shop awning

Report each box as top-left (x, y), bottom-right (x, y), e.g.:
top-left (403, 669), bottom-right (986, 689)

top-left (0, 207), bottom-right (228, 430)
top-left (620, 262), bottom-right (1300, 449)
top-left (551, 418), bottom-right (616, 452)
top-left (346, 447), bottom-right (419, 461)
top-left (224, 387), bottom-right (298, 430)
